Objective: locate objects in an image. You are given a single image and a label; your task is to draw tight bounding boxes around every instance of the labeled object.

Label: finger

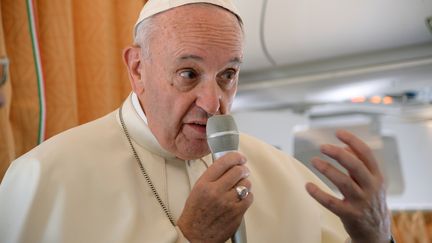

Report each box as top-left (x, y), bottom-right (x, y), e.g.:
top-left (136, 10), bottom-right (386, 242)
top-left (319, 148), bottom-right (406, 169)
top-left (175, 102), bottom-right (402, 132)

top-left (336, 129), bottom-right (380, 175)
top-left (218, 165), bottom-right (250, 190)
top-left (233, 183), bottom-right (254, 208)
top-left (239, 190), bottom-right (253, 209)
top-left (232, 178), bottom-right (252, 198)
top-left (203, 152), bottom-right (246, 182)
top-left (311, 157), bottom-right (363, 200)
top-left (220, 179), bottom-right (253, 214)
top-left (305, 183), bottom-right (353, 218)
top-left (237, 178), bottom-right (252, 192)
top-left (344, 146), bottom-right (354, 155)
top-left (219, 190), bottom-right (254, 228)
top-left (320, 144), bottom-right (373, 189)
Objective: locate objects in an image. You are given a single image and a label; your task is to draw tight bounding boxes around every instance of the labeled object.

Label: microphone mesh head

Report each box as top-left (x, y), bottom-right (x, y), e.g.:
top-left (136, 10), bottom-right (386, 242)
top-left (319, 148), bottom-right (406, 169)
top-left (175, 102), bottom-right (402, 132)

top-left (206, 115), bottom-right (239, 154)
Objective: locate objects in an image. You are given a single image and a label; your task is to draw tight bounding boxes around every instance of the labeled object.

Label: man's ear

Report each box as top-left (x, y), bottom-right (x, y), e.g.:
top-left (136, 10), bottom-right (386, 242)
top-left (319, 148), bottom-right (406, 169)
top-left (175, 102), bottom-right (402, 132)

top-left (123, 46), bottom-right (144, 94)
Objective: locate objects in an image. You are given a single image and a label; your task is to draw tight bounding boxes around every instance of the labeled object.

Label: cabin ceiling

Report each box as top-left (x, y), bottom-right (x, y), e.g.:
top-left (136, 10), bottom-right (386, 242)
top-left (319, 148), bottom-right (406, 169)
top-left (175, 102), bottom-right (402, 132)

top-left (232, 0), bottom-right (432, 111)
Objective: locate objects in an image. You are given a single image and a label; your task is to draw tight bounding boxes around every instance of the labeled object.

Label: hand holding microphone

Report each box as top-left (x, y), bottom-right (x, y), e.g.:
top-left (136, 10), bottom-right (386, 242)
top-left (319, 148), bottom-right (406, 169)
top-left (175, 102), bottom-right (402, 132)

top-left (207, 115), bottom-right (248, 243)
top-left (177, 115), bottom-right (252, 243)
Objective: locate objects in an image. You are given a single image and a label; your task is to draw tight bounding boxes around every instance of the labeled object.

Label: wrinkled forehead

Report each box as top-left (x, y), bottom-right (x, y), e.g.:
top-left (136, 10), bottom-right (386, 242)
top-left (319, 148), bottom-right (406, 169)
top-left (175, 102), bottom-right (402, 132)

top-left (153, 4), bottom-right (244, 50)
top-left (155, 3), bottom-right (242, 31)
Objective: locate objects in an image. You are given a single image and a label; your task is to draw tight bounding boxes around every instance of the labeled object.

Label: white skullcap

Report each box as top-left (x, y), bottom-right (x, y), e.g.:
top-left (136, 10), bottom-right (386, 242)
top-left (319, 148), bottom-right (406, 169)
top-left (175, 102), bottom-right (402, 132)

top-left (134, 0), bottom-right (242, 36)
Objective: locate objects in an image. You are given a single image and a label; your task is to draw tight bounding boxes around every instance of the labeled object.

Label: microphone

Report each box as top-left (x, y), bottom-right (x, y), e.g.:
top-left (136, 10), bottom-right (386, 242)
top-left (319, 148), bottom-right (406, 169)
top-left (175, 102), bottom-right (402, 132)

top-left (207, 115), bottom-right (247, 243)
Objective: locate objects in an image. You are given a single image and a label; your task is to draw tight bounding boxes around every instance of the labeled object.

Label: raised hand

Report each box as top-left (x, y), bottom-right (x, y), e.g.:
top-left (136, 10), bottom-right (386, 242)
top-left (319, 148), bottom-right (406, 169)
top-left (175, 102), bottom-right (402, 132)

top-left (177, 152), bottom-right (253, 243)
top-left (306, 129), bottom-right (392, 243)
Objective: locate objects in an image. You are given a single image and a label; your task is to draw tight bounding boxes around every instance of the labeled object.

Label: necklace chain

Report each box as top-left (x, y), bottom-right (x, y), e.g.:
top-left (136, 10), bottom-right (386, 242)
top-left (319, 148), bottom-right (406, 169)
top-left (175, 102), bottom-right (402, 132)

top-left (119, 105), bottom-right (176, 226)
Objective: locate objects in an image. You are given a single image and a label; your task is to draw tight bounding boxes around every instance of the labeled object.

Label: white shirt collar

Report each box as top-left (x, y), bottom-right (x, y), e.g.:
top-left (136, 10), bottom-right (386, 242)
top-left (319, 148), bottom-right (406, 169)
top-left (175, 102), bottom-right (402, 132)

top-left (131, 92), bottom-right (148, 124)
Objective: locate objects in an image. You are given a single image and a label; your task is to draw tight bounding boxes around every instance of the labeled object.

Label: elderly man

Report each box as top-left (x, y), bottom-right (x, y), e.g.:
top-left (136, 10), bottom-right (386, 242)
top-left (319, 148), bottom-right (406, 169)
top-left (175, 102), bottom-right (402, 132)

top-left (0, 0), bottom-right (393, 242)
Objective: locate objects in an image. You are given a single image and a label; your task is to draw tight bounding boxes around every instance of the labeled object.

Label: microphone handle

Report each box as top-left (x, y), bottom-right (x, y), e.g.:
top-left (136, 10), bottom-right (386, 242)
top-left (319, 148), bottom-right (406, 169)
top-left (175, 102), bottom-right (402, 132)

top-left (212, 151), bottom-right (248, 243)
top-left (231, 219), bottom-right (247, 243)
top-left (211, 150), bottom-right (236, 161)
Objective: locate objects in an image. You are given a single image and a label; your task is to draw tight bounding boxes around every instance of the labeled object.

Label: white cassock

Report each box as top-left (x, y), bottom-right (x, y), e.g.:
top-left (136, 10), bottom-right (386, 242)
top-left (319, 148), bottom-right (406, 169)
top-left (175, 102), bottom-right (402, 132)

top-left (0, 93), bottom-right (349, 243)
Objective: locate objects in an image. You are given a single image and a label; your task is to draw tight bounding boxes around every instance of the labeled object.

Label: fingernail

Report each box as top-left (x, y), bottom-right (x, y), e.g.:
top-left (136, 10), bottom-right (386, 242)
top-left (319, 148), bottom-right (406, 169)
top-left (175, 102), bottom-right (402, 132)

top-left (244, 170), bottom-right (250, 178)
top-left (320, 144), bottom-right (330, 153)
top-left (305, 183), bottom-right (317, 193)
top-left (311, 158), bottom-right (322, 169)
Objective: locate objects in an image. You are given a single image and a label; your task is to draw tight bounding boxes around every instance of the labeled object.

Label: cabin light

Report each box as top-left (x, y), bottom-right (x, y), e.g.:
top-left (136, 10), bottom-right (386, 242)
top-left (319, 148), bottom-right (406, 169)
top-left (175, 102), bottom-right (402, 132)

top-left (370, 96), bottom-right (382, 104)
top-left (351, 96), bottom-right (366, 103)
top-left (383, 96), bottom-right (393, 105)
top-left (314, 80), bottom-right (389, 103)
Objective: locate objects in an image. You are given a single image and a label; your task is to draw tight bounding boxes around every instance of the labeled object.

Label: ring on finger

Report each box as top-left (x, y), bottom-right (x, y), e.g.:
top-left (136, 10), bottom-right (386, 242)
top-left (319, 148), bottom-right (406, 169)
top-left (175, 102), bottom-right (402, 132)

top-left (235, 185), bottom-right (249, 200)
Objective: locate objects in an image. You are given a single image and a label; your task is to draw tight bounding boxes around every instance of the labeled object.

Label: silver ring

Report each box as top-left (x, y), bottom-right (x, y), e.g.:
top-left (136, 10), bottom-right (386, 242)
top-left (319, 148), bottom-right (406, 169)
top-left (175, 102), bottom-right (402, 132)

top-left (235, 186), bottom-right (249, 200)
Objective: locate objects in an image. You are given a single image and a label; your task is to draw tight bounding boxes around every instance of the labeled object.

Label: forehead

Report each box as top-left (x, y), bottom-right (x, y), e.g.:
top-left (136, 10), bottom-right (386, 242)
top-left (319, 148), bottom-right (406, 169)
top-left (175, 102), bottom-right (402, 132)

top-left (155, 3), bottom-right (242, 29)
top-left (151, 4), bottom-right (244, 55)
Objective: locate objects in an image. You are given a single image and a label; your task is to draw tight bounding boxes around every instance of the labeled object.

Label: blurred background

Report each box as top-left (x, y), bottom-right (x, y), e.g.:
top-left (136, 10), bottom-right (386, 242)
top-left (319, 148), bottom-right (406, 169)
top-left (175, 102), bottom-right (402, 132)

top-left (0, 0), bottom-right (431, 242)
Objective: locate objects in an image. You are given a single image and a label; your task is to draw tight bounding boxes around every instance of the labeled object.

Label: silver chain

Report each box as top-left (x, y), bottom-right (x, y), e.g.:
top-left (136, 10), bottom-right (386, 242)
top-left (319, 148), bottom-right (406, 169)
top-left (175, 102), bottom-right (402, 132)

top-left (119, 105), bottom-right (176, 226)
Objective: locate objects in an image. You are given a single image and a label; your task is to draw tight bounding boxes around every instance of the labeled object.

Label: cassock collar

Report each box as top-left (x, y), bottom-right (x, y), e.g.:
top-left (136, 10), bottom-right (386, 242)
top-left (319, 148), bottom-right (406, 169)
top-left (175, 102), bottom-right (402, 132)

top-left (131, 92), bottom-right (148, 124)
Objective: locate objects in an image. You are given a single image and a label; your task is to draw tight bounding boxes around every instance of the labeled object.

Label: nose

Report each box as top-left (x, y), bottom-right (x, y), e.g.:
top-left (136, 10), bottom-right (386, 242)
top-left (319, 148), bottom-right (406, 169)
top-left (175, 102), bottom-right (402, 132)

top-left (196, 81), bottom-right (222, 115)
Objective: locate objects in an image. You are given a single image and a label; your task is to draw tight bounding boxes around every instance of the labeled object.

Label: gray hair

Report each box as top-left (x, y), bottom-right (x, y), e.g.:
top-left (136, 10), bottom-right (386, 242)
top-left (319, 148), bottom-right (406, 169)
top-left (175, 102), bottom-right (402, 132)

top-left (133, 17), bottom-right (155, 59)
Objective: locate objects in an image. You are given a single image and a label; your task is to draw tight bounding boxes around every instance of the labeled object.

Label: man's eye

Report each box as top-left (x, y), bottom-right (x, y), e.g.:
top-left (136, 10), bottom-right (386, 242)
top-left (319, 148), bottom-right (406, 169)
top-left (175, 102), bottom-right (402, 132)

top-left (221, 70), bottom-right (237, 80)
top-left (218, 69), bottom-right (238, 88)
top-left (179, 70), bottom-right (197, 80)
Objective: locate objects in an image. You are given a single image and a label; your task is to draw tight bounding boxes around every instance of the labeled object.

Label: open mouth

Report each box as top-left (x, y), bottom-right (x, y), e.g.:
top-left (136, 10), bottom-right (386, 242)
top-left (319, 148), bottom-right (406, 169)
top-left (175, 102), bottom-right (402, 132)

top-left (190, 122), bottom-right (206, 129)
top-left (192, 121), bottom-right (206, 126)
top-left (184, 121), bottom-right (207, 136)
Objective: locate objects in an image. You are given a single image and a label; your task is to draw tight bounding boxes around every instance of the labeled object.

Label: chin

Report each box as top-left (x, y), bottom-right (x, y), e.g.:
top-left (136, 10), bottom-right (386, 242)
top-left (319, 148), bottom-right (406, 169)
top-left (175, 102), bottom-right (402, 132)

top-left (177, 143), bottom-right (210, 160)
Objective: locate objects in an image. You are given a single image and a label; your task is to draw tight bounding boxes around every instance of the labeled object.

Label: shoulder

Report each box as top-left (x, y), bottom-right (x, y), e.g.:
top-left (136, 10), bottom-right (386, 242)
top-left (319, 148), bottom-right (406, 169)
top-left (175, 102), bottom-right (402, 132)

top-left (26, 110), bottom-right (121, 158)
top-left (239, 132), bottom-right (330, 186)
top-left (239, 133), bottom-right (306, 173)
top-left (3, 110), bottom-right (126, 183)
top-left (239, 133), bottom-right (287, 158)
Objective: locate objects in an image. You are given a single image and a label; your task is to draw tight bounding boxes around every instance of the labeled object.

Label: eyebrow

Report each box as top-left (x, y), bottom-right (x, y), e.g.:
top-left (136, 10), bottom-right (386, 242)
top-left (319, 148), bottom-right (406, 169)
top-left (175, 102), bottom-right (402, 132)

top-left (179, 55), bottom-right (203, 62)
top-left (229, 57), bottom-right (243, 65)
top-left (178, 55), bottom-right (243, 65)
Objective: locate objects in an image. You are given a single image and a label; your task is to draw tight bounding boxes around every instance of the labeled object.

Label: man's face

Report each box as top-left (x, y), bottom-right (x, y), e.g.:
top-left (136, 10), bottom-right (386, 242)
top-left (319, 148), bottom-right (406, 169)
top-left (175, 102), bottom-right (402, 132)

top-left (134, 4), bottom-right (243, 160)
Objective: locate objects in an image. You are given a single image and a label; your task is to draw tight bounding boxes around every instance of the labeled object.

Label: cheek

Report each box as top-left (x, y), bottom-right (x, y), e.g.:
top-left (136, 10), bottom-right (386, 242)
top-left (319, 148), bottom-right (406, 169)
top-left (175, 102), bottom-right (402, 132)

top-left (223, 87), bottom-right (238, 112)
top-left (152, 90), bottom-right (192, 129)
